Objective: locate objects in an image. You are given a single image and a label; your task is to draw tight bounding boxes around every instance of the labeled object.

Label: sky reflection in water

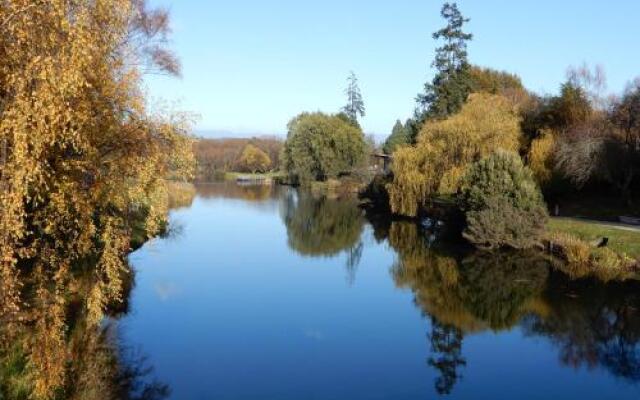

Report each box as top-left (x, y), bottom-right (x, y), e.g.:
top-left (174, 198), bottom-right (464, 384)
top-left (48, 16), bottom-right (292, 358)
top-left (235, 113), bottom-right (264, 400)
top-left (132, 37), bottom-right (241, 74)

top-left (122, 182), bottom-right (640, 400)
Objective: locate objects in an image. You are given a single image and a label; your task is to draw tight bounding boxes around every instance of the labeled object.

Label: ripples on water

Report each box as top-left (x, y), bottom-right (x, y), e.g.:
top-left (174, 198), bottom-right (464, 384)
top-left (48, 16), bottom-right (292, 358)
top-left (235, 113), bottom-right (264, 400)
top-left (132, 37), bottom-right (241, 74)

top-left (2, 182), bottom-right (639, 399)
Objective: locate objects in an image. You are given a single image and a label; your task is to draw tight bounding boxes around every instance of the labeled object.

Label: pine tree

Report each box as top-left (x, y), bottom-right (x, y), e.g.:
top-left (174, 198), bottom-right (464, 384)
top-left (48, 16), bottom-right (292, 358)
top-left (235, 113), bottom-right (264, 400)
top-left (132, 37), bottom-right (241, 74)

top-left (383, 120), bottom-right (411, 154)
top-left (417, 2), bottom-right (473, 122)
top-left (342, 71), bottom-right (366, 123)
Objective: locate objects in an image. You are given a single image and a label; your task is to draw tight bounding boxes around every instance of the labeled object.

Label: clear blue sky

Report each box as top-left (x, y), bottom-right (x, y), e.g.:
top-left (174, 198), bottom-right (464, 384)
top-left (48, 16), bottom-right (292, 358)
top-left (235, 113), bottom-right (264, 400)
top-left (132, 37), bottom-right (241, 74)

top-left (146, 0), bottom-right (640, 139)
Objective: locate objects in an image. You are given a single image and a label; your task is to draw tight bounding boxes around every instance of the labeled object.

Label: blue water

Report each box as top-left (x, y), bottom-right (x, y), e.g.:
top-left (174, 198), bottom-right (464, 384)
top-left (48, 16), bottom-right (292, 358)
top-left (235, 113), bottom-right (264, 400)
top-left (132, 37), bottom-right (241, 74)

top-left (123, 183), bottom-right (640, 399)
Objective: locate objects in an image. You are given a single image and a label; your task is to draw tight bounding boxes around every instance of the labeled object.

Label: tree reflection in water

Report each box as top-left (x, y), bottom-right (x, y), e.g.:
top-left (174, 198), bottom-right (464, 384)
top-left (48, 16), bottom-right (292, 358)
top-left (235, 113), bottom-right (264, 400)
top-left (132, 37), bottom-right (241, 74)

top-left (383, 220), bottom-right (640, 395)
top-left (281, 190), bottom-right (366, 284)
top-left (0, 263), bottom-right (169, 400)
top-left (522, 275), bottom-right (640, 383)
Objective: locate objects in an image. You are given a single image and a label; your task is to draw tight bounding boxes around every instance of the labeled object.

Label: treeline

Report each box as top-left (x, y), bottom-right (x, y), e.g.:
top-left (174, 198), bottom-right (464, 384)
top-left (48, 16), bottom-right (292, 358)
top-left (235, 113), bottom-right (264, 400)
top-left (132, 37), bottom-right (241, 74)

top-left (193, 136), bottom-right (283, 180)
top-left (373, 2), bottom-right (639, 276)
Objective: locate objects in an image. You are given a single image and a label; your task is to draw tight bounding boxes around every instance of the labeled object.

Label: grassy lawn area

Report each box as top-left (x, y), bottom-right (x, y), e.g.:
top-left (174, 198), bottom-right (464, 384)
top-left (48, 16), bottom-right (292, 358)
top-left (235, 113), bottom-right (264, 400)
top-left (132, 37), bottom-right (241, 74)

top-left (548, 217), bottom-right (640, 260)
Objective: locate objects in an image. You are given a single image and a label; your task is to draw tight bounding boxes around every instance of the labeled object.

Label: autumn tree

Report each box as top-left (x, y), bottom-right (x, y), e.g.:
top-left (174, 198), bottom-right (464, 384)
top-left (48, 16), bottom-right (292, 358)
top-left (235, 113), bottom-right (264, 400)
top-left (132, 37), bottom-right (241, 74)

top-left (417, 2), bottom-right (473, 122)
top-left (387, 94), bottom-right (522, 216)
top-left (342, 71), bottom-right (365, 123)
top-left (0, 0), bottom-right (193, 327)
top-left (238, 144), bottom-right (271, 173)
top-left (282, 112), bottom-right (366, 183)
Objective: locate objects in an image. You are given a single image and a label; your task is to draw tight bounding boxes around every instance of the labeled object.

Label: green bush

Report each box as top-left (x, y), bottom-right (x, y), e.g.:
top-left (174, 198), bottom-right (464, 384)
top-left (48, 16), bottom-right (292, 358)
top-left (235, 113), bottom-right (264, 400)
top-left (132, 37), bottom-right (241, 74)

top-left (282, 112), bottom-right (366, 184)
top-left (460, 150), bottom-right (548, 250)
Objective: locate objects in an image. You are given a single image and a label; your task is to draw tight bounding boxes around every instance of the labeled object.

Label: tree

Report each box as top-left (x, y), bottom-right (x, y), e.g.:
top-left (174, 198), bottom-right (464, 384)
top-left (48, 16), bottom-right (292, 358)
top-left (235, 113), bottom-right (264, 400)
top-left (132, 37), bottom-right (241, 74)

top-left (460, 151), bottom-right (548, 250)
top-left (468, 66), bottom-right (525, 95)
top-left (282, 112), bottom-right (366, 183)
top-left (238, 144), bottom-right (271, 173)
top-left (417, 2), bottom-right (473, 122)
top-left (342, 71), bottom-right (365, 123)
top-left (611, 80), bottom-right (640, 150)
top-left (0, 0), bottom-right (193, 322)
top-left (383, 120), bottom-right (412, 154)
top-left (0, 1), bottom-right (192, 396)
top-left (388, 94), bottom-right (522, 216)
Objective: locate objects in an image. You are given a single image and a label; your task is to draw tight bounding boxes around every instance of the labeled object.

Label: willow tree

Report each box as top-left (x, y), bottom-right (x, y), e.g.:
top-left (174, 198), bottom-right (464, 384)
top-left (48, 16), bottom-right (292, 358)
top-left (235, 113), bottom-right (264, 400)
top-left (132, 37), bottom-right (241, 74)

top-left (0, 1), bottom-right (193, 323)
top-left (387, 94), bottom-right (522, 216)
top-left (282, 112), bottom-right (366, 183)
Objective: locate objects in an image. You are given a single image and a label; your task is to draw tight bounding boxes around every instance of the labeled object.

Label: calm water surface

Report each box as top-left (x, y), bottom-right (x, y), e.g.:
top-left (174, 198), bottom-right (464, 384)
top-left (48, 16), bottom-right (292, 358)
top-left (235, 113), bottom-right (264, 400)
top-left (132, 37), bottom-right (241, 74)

top-left (123, 183), bottom-right (640, 399)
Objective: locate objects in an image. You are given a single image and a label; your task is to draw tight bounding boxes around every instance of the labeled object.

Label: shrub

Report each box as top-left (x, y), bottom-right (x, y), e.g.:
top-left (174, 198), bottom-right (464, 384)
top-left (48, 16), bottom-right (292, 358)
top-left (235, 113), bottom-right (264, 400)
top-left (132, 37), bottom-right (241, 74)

top-left (460, 151), bottom-right (548, 250)
top-left (282, 112), bottom-right (366, 183)
top-left (388, 94), bottom-right (522, 216)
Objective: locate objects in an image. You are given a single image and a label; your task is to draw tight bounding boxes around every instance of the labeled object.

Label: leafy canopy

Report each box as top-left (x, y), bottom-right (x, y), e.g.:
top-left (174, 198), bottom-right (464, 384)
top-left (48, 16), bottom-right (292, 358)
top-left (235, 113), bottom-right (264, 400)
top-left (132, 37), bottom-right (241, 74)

top-left (282, 112), bottom-right (366, 183)
top-left (388, 94), bottom-right (523, 216)
top-left (238, 144), bottom-right (271, 173)
top-left (0, 0), bottom-right (193, 324)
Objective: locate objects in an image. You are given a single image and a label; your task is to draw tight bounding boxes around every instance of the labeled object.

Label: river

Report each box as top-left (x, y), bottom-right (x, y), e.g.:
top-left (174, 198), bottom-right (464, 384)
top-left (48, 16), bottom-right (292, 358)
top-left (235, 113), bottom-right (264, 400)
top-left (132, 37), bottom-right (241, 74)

top-left (116, 182), bottom-right (640, 399)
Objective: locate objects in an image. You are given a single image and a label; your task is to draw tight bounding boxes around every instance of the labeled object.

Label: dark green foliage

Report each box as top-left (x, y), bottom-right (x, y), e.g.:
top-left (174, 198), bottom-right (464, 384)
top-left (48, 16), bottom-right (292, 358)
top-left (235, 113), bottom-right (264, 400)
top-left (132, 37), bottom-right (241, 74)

top-left (282, 112), bottom-right (366, 183)
top-left (383, 120), bottom-right (412, 154)
top-left (460, 151), bottom-right (548, 250)
top-left (282, 191), bottom-right (364, 257)
top-left (342, 71), bottom-right (365, 123)
top-left (417, 2), bottom-right (473, 122)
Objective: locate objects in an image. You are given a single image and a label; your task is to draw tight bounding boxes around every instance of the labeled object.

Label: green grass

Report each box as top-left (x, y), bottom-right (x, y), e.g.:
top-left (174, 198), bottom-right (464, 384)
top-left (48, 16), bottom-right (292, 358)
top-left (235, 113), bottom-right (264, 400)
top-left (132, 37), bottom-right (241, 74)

top-left (548, 217), bottom-right (640, 260)
top-left (223, 171), bottom-right (284, 180)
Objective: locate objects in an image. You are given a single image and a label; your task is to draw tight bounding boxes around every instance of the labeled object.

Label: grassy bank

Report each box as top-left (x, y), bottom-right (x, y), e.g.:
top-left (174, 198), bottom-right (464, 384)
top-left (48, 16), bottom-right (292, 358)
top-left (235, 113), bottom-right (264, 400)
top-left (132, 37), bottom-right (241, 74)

top-left (548, 218), bottom-right (640, 259)
top-left (546, 217), bottom-right (640, 281)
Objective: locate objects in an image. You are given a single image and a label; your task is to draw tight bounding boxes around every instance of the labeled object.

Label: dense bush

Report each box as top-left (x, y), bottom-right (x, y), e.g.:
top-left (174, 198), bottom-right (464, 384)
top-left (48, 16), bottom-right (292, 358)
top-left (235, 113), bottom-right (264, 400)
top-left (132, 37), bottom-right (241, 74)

top-left (460, 151), bottom-right (548, 250)
top-left (388, 94), bottom-right (522, 216)
top-left (282, 112), bottom-right (366, 183)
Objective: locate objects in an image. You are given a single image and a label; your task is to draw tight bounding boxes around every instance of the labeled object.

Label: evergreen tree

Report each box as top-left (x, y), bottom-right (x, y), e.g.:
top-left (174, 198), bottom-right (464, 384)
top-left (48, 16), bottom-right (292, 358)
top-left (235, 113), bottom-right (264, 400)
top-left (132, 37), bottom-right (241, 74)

top-left (342, 71), bottom-right (366, 123)
top-left (383, 120), bottom-right (411, 154)
top-left (417, 2), bottom-right (473, 122)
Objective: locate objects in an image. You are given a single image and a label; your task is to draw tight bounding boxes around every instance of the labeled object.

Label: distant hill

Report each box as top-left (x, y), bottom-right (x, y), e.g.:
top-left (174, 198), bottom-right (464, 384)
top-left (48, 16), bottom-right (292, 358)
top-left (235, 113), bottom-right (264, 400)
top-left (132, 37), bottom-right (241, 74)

top-left (193, 129), bottom-right (285, 139)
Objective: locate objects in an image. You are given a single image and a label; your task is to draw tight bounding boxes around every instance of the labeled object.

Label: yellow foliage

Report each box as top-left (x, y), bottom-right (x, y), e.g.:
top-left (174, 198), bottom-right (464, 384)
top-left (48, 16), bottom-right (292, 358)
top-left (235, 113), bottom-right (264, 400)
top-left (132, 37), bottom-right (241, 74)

top-left (238, 144), bottom-right (271, 173)
top-left (388, 94), bottom-right (522, 216)
top-left (0, 2), bottom-right (194, 396)
top-left (528, 130), bottom-right (556, 186)
top-left (548, 232), bottom-right (636, 281)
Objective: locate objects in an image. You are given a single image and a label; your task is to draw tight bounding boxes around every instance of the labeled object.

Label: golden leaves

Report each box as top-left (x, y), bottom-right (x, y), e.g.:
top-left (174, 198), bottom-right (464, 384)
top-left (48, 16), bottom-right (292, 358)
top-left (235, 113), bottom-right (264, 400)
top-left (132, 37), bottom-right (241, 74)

top-left (0, 1), bottom-right (193, 397)
top-left (388, 94), bottom-right (523, 216)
